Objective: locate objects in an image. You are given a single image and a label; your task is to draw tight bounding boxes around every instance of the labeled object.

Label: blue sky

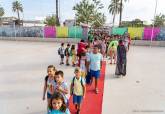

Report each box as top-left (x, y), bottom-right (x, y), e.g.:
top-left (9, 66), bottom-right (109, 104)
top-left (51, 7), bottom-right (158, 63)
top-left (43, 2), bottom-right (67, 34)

top-left (0, 0), bottom-right (165, 24)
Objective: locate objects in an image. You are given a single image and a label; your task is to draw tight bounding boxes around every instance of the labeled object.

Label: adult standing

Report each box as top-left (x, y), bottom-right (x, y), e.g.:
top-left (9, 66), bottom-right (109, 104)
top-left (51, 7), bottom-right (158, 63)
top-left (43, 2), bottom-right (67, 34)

top-left (115, 39), bottom-right (127, 77)
top-left (77, 40), bottom-right (87, 67)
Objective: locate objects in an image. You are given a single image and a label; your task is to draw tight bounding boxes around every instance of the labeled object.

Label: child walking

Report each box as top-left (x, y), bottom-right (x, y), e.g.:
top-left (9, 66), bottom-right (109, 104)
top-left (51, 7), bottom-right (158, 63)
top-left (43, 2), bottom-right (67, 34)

top-left (70, 67), bottom-right (86, 114)
top-left (71, 45), bottom-right (77, 67)
top-left (43, 65), bottom-right (57, 110)
top-left (80, 53), bottom-right (87, 78)
top-left (65, 43), bottom-right (71, 66)
top-left (87, 45), bottom-right (103, 94)
top-left (58, 43), bottom-right (65, 65)
top-left (48, 92), bottom-right (70, 114)
top-left (54, 70), bottom-right (69, 106)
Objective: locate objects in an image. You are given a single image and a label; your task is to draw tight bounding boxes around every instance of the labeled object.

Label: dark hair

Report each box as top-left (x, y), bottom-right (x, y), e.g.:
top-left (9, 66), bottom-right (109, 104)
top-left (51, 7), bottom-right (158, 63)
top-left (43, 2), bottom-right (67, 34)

top-left (67, 43), bottom-right (70, 47)
top-left (119, 39), bottom-right (123, 44)
top-left (47, 65), bottom-right (56, 71)
top-left (94, 45), bottom-right (99, 48)
top-left (61, 43), bottom-right (64, 46)
top-left (49, 92), bottom-right (67, 112)
top-left (80, 39), bottom-right (84, 42)
top-left (71, 45), bottom-right (75, 50)
top-left (55, 70), bottom-right (64, 78)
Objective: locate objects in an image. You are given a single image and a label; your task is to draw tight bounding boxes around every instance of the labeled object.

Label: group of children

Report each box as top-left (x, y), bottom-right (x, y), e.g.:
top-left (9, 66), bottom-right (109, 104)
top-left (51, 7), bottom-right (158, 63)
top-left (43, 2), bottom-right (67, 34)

top-left (42, 32), bottom-right (131, 113)
top-left (58, 43), bottom-right (77, 66)
top-left (43, 65), bottom-right (86, 114)
top-left (43, 39), bottom-right (105, 114)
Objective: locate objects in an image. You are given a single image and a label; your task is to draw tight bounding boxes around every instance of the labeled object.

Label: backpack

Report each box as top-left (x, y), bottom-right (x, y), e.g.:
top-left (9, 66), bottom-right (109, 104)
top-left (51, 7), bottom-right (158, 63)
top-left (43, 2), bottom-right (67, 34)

top-left (65, 48), bottom-right (70, 56)
top-left (71, 77), bottom-right (84, 95)
top-left (45, 75), bottom-right (56, 85)
top-left (58, 47), bottom-right (61, 55)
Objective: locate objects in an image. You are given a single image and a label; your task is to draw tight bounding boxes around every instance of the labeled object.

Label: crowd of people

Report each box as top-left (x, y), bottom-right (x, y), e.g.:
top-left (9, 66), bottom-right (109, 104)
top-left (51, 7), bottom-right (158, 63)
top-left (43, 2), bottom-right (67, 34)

top-left (42, 32), bottom-right (130, 114)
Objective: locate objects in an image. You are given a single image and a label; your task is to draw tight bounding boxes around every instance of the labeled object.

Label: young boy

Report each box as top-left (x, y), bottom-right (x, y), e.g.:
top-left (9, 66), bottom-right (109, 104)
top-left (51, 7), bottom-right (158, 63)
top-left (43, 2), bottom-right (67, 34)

top-left (54, 70), bottom-right (69, 105)
top-left (87, 45), bottom-right (103, 94)
top-left (65, 43), bottom-right (71, 66)
top-left (58, 43), bottom-right (65, 65)
top-left (70, 67), bottom-right (86, 114)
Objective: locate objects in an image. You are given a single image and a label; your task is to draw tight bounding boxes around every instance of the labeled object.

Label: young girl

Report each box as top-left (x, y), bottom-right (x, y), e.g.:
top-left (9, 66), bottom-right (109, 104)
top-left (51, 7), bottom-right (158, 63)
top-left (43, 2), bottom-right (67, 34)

top-left (43, 65), bottom-right (56, 110)
top-left (71, 45), bottom-right (76, 67)
top-left (80, 53), bottom-right (87, 78)
top-left (48, 92), bottom-right (70, 114)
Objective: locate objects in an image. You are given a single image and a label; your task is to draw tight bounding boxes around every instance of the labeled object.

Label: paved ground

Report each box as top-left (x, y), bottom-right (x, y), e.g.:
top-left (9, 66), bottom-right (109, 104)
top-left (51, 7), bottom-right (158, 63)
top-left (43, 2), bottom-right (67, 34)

top-left (0, 40), bottom-right (165, 114)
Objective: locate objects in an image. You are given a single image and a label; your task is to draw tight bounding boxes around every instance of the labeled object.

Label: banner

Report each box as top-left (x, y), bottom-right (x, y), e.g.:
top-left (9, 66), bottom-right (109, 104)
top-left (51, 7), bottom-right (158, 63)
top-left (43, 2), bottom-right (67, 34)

top-left (56, 27), bottom-right (68, 38)
top-left (128, 27), bottom-right (144, 40)
top-left (68, 26), bottom-right (83, 38)
top-left (143, 27), bottom-right (160, 40)
top-left (156, 27), bottom-right (165, 41)
top-left (44, 26), bottom-right (56, 38)
top-left (112, 27), bottom-right (128, 35)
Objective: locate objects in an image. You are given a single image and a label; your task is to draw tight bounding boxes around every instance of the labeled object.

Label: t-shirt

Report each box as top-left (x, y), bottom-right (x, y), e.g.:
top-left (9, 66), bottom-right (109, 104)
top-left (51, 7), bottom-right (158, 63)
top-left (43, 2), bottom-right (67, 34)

top-left (48, 108), bottom-right (70, 114)
top-left (45, 76), bottom-right (56, 94)
top-left (109, 40), bottom-right (118, 49)
top-left (77, 42), bottom-right (86, 54)
top-left (73, 77), bottom-right (85, 96)
top-left (54, 82), bottom-right (68, 104)
top-left (88, 53), bottom-right (103, 71)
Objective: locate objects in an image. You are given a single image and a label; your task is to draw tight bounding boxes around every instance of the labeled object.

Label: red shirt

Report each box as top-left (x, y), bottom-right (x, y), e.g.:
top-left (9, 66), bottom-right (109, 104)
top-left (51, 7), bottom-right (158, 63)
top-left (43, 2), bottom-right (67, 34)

top-left (77, 42), bottom-right (86, 54)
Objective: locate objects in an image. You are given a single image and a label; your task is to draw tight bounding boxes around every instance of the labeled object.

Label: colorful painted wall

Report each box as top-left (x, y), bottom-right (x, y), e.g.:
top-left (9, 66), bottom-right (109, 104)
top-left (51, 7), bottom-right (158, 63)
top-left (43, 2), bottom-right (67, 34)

top-left (0, 26), bottom-right (165, 41)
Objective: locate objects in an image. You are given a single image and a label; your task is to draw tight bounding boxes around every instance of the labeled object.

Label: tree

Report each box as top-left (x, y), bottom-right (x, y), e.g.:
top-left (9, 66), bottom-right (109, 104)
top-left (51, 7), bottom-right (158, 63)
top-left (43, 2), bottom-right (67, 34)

top-left (153, 14), bottom-right (165, 27)
top-left (44, 15), bottom-right (56, 26)
top-left (108, 0), bottom-right (120, 26)
top-left (119, 0), bottom-right (129, 26)
top-left (0, 7), bottom-right (4, 17)
top-left (56, 0), bottom-right (60, 26)
top-left (73, 0), bottom-right (105, 27)
top-left (12, 0), bottom-right (23, 21)
top-left (0, 7), bottom-right (5, 25)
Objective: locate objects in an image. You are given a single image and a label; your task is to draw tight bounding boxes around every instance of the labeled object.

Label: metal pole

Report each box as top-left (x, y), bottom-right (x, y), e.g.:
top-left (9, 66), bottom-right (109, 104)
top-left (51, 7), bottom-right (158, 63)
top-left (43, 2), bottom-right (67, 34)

top-left (150, 0), bottom-right (158, 47)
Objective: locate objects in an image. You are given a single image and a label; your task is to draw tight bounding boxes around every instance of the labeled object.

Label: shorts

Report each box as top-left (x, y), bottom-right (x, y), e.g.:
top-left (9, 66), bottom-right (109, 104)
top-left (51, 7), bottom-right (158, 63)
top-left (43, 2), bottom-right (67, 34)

top-left (73, 94), bottom-right (83, 105)
top-left (47, 92), bottom-right (52, 99)
top-left (90, 70), bottom-right (100, 79)
top-left (60, 54), bottom-right (64, 58)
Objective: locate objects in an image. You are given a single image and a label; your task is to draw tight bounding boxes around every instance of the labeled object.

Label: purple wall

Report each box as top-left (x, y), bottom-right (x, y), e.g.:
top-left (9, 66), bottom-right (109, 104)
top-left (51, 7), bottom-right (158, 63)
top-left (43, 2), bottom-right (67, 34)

top-left (143, 27), bottom-right (160, 40)
top-left (44, 26), bottom-right (56, 38)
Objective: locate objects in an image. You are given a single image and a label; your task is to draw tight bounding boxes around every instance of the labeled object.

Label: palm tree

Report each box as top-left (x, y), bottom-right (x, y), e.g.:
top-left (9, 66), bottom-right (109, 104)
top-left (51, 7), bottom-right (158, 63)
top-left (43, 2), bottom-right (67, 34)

top-left (108, 0), bottom-right (120, 26)
top-left (119, 0), bottom-right (128, 26)
top-left (0, 7), bottom-right (5, 25)
top-left (12, 0), bottom-right (23, 21)
top-left (56, 0), bottom-right (60, 26)
top-left (0, 7), bottom-right (4, 17)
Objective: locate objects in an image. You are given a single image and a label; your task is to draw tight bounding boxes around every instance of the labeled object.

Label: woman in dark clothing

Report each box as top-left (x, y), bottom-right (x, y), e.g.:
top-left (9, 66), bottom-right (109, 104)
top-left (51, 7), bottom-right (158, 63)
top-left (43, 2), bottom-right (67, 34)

top-left (115, 39), bottom-right (127, 77)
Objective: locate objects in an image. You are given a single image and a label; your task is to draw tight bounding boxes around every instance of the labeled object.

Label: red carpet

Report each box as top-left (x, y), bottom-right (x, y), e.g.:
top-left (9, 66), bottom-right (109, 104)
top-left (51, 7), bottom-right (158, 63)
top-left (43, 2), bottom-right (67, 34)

top-left (69, 61), bottom-right (106, 114)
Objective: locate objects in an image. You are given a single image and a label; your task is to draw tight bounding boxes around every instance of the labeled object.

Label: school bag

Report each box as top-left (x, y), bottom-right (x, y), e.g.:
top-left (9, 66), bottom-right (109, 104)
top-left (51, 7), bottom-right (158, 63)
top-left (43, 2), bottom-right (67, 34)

top-left (58, 47), bottom-right (62, 55)
top-left (70, 77), bottom-right (84, 95)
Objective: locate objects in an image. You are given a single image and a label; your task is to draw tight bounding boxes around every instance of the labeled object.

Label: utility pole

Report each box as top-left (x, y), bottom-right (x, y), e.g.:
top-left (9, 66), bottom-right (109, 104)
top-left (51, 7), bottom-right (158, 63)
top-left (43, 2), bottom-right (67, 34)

top-left (56, 0), bottom-right (60, 26)
top-left (150, 0), bottom-right (158, 46)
